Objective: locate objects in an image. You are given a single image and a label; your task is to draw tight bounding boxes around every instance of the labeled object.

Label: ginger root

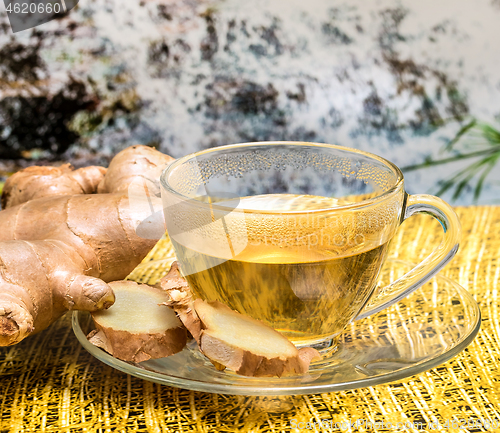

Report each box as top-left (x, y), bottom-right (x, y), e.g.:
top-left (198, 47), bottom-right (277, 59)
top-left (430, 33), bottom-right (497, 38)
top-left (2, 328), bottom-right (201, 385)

top-left (0, 193), bottom-right (159, 346)
top-left (0, 145), bottom-right (174, 346)
top-left (1, 163), bottom-right (106, 209)
top-left (1, 144), bottom-right (171, 210)
top-left (88, 281), bottom-right (187, 362)
top-left (161, 262), bottom-right (321, 377)
top-left (97, 145), bottom-right (174, 196)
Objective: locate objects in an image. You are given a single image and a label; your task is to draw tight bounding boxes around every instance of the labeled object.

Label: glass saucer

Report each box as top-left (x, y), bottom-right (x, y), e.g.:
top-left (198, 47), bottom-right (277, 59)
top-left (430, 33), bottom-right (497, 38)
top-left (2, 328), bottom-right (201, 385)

top-left (72, 259), bottom-right (480, 396)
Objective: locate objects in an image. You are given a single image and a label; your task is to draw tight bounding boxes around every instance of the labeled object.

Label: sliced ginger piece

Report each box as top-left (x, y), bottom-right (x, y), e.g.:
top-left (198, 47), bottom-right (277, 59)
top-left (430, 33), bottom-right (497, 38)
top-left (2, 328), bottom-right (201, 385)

top-left (161, 262), bottom-right (202, 341)
top-left (88, 280), bottom-right (187, 363)
top-left (193, 299), bottom-right (321, 377)
top-left (161, 262), bottom-right (320, 377)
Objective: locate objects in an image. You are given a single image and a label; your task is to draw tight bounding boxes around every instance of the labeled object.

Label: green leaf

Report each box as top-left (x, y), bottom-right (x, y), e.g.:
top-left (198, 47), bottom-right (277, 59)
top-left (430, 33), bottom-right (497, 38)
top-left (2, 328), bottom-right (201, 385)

top-left (473, 154), bottom-right (500, 201)
top-left (452, 178), bottom-right (471, 201)
top-left (443, 119), bottom-right (477, 152)
top-left (478, 123), bottom-right (500, 147)
top-left (405, 119), bottom-right (500, 201)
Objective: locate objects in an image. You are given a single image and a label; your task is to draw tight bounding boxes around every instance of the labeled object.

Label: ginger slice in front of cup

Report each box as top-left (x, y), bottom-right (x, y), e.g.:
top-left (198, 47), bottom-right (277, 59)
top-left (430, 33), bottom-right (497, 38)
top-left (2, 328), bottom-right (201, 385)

top-left (88, 281), bottom-right (187, 363)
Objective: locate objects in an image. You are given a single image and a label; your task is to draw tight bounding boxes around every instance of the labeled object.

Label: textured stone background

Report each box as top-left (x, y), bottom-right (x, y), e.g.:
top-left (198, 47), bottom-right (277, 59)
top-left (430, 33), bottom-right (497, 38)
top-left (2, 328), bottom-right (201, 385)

top-left (0, 0), bottom-right (499, 204)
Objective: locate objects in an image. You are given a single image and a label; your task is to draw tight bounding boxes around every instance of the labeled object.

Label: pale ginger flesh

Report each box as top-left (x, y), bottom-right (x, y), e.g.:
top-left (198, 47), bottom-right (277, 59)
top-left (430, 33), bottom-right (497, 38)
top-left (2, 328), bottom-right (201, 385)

top-left (88, 281), bottom-right (187, 363)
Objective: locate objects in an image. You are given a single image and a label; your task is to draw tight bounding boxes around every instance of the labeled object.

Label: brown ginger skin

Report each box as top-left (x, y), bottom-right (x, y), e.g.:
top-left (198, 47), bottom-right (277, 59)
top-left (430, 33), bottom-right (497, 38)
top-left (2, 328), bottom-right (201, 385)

top-left (97, 145), bottom-right (174, 195)
top-left (160, 262), bottom-right (202, 341)
top-left (1, 163), bottom-right (106, 209)
top-left (1, 144), bottom-right (171, 209)
top-left (0, 193), bottom-right (159, 346)
top-left (0, 239), bottom-right (116, 344)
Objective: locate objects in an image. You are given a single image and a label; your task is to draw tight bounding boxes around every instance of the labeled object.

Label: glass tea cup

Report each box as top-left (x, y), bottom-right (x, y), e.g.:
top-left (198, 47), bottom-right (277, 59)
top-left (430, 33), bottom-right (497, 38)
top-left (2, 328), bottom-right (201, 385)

top-left (160, 142), bottom-right (460, 354)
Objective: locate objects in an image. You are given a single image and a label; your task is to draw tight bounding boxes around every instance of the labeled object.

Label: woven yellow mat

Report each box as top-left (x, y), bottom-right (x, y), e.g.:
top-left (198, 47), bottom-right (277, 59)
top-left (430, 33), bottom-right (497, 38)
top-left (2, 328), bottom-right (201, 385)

top-left (0, 206), bottom-right (498, 432)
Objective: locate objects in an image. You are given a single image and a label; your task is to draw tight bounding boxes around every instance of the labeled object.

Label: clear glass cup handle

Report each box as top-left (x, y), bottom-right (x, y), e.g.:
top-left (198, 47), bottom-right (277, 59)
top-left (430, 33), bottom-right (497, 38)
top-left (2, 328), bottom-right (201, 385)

top-left (356, 194), bottom-right (461, 320)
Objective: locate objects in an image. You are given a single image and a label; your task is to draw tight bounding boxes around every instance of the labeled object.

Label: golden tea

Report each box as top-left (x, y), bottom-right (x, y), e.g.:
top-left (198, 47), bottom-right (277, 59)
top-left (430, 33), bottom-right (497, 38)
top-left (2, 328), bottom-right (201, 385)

top-left (172, 194), bottom-right (391, 346)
